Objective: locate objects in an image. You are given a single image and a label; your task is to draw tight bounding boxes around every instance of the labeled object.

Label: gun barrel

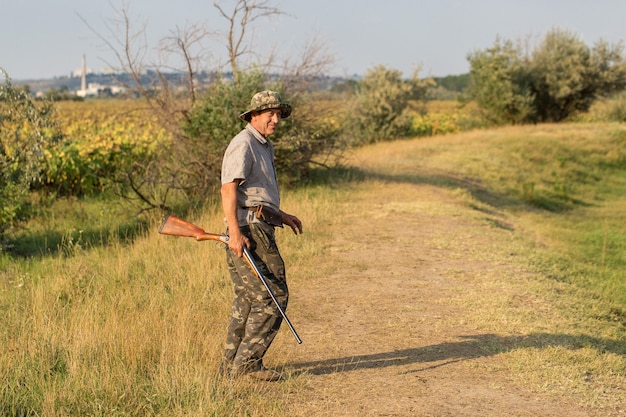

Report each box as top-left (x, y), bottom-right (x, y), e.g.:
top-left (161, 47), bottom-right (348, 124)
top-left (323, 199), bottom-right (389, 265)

top-left (243, 247), bottom-right (302, 344)
top-left (159, 214), bottom-right (302, 344)
top-left (196, 233), bottom-right (229, 244)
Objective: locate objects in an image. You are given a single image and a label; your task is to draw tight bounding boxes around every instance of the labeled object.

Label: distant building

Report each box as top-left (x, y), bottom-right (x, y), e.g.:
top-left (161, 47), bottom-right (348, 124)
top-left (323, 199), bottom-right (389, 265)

top-left (75, 54), bottom-right (90, 96)
top-left (76, 82), bottom-right (125, 98)
top-left (74, 55), bottom-right (126, 97)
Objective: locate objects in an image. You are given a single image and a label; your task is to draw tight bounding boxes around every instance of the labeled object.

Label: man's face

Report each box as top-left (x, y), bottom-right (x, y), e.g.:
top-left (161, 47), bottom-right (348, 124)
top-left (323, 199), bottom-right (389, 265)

top-left (250, 109), bottom-right (281, 137)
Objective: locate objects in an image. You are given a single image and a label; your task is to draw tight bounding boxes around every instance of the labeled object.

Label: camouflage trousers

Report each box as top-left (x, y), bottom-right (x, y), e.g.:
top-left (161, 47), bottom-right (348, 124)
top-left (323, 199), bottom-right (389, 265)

top-left (222, 222), bottom-right (288, 374)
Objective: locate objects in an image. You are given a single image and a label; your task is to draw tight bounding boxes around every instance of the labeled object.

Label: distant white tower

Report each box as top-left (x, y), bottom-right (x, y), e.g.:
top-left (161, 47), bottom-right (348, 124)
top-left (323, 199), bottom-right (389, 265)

top-left (81, 54), bottom-right (87, 91)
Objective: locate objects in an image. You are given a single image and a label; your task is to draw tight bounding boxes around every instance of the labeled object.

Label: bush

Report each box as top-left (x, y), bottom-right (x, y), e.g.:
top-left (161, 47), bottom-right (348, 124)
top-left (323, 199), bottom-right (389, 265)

top-left (467, 28), bottom-right (626, 124)
top-left (346, 65), bottom-right (433, 145)
top-left (411, 112), bottom-right (463, 136)
top-left (0, 70), bottom-right (61, 236)
top-left (466, 37), bottom-right (535, 125)
top-left (272, 100), bottom-right (343, 184)
top-left (183, 72), bottom-right (343, 189)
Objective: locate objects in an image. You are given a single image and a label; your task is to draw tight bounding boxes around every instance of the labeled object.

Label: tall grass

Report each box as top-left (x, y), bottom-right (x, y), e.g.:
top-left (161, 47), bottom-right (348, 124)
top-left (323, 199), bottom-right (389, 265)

top-left (0, 188), bottom-right (338, 416)
top-left (2, 209), bottom-right (228, 415)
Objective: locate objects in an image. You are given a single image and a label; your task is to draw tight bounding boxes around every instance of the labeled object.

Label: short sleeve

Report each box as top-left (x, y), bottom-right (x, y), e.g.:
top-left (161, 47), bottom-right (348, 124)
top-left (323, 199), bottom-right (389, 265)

top-left (221, 135), bottom-right (252, 185)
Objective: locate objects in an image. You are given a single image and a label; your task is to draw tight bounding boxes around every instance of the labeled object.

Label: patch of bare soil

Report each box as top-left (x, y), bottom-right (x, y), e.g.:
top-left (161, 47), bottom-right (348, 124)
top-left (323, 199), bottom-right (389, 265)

top-left (271, 180), bottom-right (611, 417)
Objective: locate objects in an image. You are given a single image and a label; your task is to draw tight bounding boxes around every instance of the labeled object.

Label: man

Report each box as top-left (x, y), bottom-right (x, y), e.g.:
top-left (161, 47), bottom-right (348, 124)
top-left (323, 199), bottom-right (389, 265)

top-left (220, 90), bottom-right (303, 382)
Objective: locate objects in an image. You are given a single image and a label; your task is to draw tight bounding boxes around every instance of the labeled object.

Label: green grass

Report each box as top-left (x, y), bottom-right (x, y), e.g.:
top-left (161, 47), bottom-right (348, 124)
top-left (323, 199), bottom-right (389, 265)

top-left (474, 124), bottom-right (626, 309)
top-left (351, 122), bottom-right (626, 307)
top-left (5, 195), bottom-right (148, 257)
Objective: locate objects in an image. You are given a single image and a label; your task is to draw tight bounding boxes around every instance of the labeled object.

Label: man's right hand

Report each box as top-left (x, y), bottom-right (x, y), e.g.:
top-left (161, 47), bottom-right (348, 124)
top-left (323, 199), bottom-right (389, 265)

top-left (227, 228), bottom-right (249, 258)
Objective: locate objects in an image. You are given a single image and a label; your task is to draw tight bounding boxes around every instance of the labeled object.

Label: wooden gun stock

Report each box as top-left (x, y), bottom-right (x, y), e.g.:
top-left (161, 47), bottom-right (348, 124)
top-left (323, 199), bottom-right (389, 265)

top-left (158, 214), bottom-right (302, 344)
top-left (158, 214), bottom-right (229, 244)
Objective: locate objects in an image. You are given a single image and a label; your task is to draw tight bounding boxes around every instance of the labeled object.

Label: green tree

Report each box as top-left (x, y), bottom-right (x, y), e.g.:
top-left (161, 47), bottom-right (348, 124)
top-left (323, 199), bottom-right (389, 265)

top-left (90, 0), bottom-right (335, 212)
top-left (177, 71), bottom-right (266, 202)
top-left (349, 65), bottom-right (433, 144)
top-left (0, 70), bottom-right (61, 236)
top-left (530, 29), bottom-right (626, 122)
top-left (466, 38), bottom-right (535, 125)
top-left (183, 71), bottom-right (343, 188)
top-left (434, 73), bottom-right (470, 92)
top-left (467, 29), bottom-right (626, 124)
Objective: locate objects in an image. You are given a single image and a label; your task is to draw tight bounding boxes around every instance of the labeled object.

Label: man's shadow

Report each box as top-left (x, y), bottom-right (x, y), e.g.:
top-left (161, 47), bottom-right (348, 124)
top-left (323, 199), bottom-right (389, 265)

top-left (289, 333), bottom-right (625, 375)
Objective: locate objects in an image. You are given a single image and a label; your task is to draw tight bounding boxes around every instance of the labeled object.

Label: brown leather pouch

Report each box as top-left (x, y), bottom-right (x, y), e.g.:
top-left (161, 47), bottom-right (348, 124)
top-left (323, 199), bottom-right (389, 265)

top-left (255, 205), bottom-right (283, 227)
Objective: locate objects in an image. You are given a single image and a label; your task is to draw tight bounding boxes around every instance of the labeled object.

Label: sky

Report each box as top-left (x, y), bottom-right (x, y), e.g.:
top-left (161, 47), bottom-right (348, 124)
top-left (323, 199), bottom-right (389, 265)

top-left (2, 0), bottom-right (626, 81)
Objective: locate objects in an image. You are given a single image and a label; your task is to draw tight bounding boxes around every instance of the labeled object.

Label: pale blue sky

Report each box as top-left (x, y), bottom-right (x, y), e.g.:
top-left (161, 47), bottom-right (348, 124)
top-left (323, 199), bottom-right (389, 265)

top-left (2, 0), bottom-right (626, 80)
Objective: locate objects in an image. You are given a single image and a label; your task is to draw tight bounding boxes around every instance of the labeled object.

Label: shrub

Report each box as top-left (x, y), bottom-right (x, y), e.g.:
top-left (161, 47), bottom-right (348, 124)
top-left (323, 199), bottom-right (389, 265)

top-left (466, 37), bottom-right (535, 125)
top-left (467, 28), bottom-right (626, 124)
top-left (0, 70), bottom-right (61, 236)
top-left (346, 65), bottom-right (433, 145)
top-left (183, 72), bottom-right (343, 190)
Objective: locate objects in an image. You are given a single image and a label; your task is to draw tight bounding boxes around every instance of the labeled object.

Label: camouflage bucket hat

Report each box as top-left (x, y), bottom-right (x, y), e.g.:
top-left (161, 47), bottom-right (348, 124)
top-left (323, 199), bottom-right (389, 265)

top-left (240, 90), bottom-right (292, 121)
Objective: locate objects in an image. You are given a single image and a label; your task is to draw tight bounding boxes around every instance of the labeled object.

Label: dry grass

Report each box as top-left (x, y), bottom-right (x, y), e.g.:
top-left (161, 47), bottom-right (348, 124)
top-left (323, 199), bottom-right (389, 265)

top-left (0, 189), bottom-right (338, 416)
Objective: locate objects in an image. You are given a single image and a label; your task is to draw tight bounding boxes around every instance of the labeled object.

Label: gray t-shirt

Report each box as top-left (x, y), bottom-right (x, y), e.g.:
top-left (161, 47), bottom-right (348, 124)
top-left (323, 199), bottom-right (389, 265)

top-left (221, 124), bottom-right (280, 224)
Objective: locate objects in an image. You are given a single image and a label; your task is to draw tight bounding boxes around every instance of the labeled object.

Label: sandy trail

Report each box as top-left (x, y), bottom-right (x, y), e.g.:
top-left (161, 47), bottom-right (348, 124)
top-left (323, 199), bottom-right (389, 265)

top-left (269, 179), bottom-right (600, 417)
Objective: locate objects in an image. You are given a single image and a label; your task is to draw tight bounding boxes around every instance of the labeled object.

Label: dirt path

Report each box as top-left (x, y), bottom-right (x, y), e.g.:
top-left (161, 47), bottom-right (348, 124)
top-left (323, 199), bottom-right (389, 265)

top-left (269, 175), bottom-right (609, 416)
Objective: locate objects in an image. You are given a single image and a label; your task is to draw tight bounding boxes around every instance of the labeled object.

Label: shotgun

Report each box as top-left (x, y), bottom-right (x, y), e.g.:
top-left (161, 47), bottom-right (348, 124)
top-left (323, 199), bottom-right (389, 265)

top-left (158, 214), bottom-right (302, 344)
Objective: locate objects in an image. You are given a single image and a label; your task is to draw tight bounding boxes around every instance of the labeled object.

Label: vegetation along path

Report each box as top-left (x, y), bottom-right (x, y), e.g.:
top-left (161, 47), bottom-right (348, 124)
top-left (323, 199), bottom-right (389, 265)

top-left (262, 128), bottom-right (625, 416)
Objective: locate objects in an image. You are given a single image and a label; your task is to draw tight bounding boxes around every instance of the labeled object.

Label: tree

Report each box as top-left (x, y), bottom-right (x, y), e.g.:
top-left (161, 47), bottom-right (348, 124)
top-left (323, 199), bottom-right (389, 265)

top-left (467, 29), bottom-right (626, 124)
top-left (434, 73), bottom-right (470, 93)
top-left (86, 0), bottom-right (336, 213)
top-left (466, 37), bottom-right (535, 125)
top-left (530, 29), bottom-right (626, 122)
top-left (80, 5), bottom-right (208, 133)
top-left (348, 65), bottom-right (433, 144)
top-left (213, 0), bottom-right (284, 85)
top-left (0, 70), bottom-right (62, 238)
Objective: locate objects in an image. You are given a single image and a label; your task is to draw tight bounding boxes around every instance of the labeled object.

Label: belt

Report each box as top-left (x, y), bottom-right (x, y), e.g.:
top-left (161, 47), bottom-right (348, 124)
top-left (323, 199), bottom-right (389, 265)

top-left (238, 206), bottom-right (260, 224)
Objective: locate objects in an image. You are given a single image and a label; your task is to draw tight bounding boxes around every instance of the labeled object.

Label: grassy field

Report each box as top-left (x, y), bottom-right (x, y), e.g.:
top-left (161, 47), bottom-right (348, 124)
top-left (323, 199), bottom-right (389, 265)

top-left (1, 121), bottom-right (625, 415)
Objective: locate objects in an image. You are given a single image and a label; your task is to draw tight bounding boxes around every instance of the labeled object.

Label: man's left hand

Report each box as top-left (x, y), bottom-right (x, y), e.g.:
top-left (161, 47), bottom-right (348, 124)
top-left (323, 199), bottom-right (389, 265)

top-left (281, 212), bottom-right (303, 235)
